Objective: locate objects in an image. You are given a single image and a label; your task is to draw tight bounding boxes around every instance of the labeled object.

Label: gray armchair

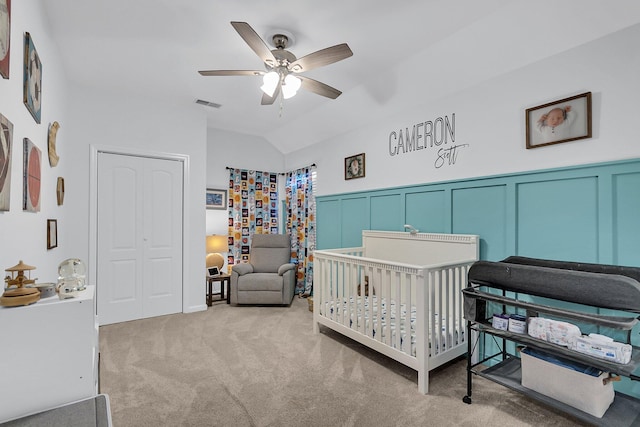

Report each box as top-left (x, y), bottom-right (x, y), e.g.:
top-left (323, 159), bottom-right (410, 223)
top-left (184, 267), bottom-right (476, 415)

top-left (230, 234), bottom-right (296, 305)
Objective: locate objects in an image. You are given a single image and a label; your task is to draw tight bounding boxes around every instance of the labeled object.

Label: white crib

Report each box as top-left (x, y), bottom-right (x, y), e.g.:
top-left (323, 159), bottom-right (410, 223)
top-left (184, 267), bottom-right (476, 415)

top-left (313, 231), bottom-right (479, 394)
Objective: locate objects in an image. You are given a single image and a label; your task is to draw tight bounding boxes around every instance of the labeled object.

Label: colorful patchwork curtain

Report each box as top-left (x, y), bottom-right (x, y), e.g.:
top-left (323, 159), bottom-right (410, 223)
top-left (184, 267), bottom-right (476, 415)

top-left (227, 169), bottom-right (279, 269)
top-left (286, 166), bottom-right (315, 296)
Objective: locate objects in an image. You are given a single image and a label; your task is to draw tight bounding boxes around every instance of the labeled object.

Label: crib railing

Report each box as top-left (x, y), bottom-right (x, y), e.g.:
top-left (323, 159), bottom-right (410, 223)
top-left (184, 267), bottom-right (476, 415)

top-left (424, 261), bottom-right (472, 362)
top-left (314, 247), bottom-right (474, 365)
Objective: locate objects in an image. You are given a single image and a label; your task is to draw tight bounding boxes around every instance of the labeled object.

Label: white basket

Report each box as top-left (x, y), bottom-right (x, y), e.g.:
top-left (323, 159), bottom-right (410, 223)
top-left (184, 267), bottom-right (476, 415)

top-left (521, 348), bottom-right (614, 418)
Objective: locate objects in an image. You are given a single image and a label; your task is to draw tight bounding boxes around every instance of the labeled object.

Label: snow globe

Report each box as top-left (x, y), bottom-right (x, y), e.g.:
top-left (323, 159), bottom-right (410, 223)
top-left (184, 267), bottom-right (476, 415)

top-left (56, 258), bottom-right (87, 299)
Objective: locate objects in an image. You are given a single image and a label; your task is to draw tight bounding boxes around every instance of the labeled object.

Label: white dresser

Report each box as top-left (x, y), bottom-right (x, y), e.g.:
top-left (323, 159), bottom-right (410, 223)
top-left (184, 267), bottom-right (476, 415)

top-left (0, 286), bottom-right (99, 422)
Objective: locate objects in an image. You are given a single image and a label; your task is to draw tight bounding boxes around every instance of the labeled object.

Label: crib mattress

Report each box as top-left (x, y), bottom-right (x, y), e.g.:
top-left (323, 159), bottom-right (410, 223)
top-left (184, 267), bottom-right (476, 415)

top-left (320, 296), bottom-right (463, 357)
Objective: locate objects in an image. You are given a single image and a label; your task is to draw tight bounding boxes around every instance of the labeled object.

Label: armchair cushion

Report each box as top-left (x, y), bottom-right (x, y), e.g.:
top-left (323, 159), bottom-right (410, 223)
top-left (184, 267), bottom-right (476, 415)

top-left (250, 234), bottom-right (291, 273)
top-left (233, 263), bottom-right (253, 276)
top-left (237, 273), bottom-right (284, 292)
top-left (278, 263), bottom-right (296, 276)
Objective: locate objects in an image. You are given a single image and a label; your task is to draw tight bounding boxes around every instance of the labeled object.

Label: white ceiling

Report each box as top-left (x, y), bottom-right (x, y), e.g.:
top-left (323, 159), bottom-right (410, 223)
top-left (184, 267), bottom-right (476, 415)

top-left (42, 1), bottom-right (640, 154)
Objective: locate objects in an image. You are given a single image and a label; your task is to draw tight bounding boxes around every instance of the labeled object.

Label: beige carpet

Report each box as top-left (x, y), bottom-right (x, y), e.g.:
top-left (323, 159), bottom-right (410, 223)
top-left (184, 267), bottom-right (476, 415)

top-left (99, 296), bottom-right (582, 426)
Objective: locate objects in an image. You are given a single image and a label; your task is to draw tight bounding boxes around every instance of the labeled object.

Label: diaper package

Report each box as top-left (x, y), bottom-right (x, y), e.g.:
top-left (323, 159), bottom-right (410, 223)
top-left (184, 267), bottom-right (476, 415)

top-left (569, 333), bottom-right (633, 364)
top-left (528, 317), bottom-right (632, 364)
top-left (492, 313), bottom-right (509, 331)
top-left (527, 317), bottom-right (581, 347)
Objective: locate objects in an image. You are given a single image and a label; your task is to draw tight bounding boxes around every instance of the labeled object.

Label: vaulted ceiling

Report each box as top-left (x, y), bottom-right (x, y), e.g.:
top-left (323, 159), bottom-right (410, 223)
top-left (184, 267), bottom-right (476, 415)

top-left (42, 1), bottom-right (640, 154)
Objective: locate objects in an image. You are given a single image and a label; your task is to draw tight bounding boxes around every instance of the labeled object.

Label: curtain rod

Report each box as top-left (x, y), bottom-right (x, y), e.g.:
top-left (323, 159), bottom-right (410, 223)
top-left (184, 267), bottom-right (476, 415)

top-left (226, 163), bottom-right (317, 172)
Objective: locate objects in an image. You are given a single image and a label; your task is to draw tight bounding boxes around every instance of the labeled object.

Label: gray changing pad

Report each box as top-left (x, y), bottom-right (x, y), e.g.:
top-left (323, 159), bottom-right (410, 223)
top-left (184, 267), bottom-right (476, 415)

top-left (468, 257), bottom-right (640, 313)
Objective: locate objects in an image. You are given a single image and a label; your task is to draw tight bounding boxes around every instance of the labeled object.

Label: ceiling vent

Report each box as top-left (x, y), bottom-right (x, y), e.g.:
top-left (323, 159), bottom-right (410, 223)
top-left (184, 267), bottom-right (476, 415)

top-left (195, 99), bottom-right (222, 109)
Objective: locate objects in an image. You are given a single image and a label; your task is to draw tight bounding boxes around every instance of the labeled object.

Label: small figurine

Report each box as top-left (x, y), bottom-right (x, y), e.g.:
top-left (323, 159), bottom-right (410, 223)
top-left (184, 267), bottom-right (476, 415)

top-left (1, 260), bottom-right (40, 306)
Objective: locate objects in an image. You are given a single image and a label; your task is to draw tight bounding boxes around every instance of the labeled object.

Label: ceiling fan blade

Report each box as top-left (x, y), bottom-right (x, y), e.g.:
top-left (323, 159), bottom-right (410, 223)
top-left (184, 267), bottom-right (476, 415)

top-left (289, 43), bottom-right (353, 73)
top-left (230, 21), bottom-right (277, 67)
top-left (198, 70), bottom-right (262, 76)
top-left (261, 83), bottom-right (281, 105)
top-left (298, 76), bottom-right (342, 99)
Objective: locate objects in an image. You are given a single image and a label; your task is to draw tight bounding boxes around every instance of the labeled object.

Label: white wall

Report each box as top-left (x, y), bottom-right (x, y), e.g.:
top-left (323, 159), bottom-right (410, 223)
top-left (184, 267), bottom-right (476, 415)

top-left (0, 1), bottom-right (208, 313)
top-left (0, 0), bottom-right (72, 282)
top-left (285, 24), bottom-right (640, 196)
top-left (66, 85), bottom-right (207, 314)
top-left (205, 127), bottom-right (284, 233)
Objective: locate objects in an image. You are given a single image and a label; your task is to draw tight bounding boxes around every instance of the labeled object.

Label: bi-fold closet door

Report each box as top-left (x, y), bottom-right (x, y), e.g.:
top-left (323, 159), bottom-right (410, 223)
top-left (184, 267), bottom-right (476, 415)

top-left (97, 152), bottom-right (183, 325)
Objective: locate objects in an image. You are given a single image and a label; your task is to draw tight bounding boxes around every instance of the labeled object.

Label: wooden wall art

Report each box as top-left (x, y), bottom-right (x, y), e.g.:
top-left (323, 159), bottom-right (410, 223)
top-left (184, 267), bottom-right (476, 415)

top-left (0, 0), bottom-right (11, 79)
top-left (23, 138), bottom-right (41, 212)
top-left (48, 121), bottom-right (60, 166)
top-left (56, 177), bottom-right (64, 205)
top-left (0, 112), bottom-right (12, 211)
top-left (23, 32), bottom-right (42, 123)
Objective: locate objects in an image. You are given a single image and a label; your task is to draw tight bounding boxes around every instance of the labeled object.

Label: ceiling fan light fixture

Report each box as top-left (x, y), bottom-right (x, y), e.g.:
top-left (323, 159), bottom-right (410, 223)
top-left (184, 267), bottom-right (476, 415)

top-left (200, 22), bottom-right (353, 105)
top-left (260, 71), bottom-right (279, 97)
top-left (282, 74), bottom-right (301, 99)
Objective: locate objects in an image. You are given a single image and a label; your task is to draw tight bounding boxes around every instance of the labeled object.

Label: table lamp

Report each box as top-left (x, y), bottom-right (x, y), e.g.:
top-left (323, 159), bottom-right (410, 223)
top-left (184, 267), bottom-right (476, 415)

top-left (206, 234), bottom-right (227, 272)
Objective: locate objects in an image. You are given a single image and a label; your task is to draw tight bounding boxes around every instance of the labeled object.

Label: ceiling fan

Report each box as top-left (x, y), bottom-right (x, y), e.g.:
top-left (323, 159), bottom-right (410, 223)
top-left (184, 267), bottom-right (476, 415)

top-left (199, 21), bottom-right (353, 105)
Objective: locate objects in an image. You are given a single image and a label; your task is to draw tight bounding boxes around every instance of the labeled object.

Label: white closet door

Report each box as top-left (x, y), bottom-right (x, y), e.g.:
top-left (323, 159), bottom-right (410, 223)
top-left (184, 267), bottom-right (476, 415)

top-left (97, 153), bottom-right (183, 325)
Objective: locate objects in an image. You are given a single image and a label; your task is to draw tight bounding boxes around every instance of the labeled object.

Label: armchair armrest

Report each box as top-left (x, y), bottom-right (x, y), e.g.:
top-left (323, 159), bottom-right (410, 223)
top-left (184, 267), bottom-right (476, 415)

top-left (278, 263), bottom-right (296, 276)
top-left (233, 263), bottom-right (254, 276)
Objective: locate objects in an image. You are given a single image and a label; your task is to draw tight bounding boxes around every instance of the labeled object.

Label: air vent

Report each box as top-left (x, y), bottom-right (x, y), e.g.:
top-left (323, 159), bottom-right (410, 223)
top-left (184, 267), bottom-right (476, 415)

top-left (195, 99), bottom-right (222, 109)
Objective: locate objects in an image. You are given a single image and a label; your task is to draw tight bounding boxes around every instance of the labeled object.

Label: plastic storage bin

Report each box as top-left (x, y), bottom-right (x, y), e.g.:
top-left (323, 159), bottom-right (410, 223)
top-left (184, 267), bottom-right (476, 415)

top-left (520, 347), bottom-right (614, 418)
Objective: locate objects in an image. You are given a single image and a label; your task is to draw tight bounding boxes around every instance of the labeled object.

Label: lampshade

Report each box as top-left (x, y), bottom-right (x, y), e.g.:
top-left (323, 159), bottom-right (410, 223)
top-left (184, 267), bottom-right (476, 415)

top-left (206, 235), bottom-right (227, 253)
top-left (260, 71), bottom-right (279, 97)
top-left (206, 235), bottom-right (227, 269)
top-left (282, 74), bottom-right (301, 99)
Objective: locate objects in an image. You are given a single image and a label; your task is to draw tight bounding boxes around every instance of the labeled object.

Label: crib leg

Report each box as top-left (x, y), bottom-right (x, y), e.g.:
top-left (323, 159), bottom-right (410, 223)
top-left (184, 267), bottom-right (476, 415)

top-left (418, 370), bottom-right (428, 394)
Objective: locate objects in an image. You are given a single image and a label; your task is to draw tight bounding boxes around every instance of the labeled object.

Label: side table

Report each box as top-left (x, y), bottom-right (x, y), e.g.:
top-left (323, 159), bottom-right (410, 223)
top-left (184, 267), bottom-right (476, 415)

top-left (206, 274), bottom-right (230, 307)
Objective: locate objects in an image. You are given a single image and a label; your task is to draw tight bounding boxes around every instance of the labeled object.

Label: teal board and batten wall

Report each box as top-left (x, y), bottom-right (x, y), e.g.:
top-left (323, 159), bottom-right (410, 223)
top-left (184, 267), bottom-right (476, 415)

top-left (316, 158), bottom-right (640, 397)
top-left (317, 158), bottom-right (640, 265)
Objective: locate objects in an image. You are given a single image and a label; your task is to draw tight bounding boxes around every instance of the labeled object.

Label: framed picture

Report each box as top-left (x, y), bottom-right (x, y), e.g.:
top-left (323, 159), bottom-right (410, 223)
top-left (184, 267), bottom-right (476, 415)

top-left (23, 32), bottom-right (42, 124)
top-left (23, 138), bottom-right (41, 212)
top-left (207, 266), bottom-right (220, 277)
top-left (345, 153), bottom-right (365, 180)
top-left (206, 188), bottom-right (227, 210)
top-left (0, 112), bottom-right (13, 211)
top-left (526, 92), bottom-right (592, 149)
top-left (47, 219), bottom-right (57, 249)
top-left (0, 0), bottom-right (11, 79)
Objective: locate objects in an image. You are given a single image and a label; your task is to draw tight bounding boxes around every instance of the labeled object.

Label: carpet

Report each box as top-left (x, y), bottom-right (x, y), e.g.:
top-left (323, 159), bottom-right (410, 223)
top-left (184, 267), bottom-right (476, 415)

top-left (99, 296), bottom-right (581, 426)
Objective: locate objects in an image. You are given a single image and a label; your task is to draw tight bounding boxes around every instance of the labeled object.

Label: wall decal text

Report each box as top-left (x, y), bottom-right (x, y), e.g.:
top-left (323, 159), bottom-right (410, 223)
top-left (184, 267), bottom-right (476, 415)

top-left (388, 113), bottom-right (468, 168)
